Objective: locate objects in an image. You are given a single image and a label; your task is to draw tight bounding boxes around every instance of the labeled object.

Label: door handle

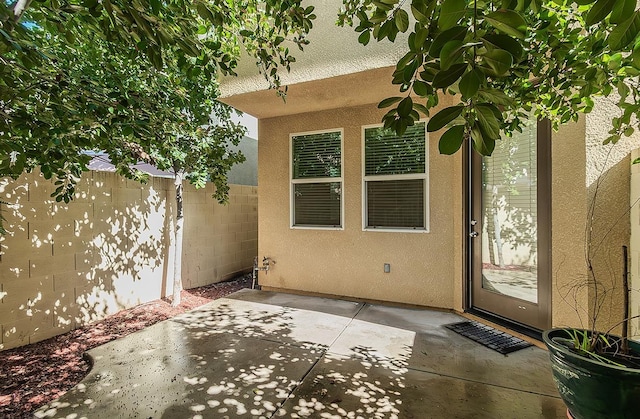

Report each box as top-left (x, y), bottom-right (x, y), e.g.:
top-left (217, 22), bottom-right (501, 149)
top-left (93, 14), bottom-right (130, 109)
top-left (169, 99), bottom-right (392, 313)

top-left (469, 231), bottom-right (479, 238)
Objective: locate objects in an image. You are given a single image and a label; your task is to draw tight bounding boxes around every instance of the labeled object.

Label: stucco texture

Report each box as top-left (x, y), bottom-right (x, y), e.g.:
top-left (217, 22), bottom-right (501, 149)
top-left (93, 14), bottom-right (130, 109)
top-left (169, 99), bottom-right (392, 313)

top-left (551, 119), bottom-right (589, 328)
top-left (583, 98), bottom-right (640, 334)
top-left (257, 100), bottom-right (461, 309)
top-left (220, 0), bottom-right (408, 99)
top-left (552, 101), bottom-right (640, 333)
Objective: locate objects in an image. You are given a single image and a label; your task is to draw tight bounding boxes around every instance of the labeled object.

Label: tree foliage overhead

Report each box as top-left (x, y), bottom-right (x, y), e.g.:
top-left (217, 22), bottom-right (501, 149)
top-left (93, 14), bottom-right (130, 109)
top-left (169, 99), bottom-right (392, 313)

top-left (339, 0), bottom-right (640, 156)
top-left (0, 0), bottom-right (315, 200)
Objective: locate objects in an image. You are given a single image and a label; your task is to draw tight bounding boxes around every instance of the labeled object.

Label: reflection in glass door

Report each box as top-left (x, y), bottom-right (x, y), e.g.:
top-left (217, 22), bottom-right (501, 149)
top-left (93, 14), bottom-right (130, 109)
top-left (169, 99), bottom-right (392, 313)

top-left (470, 119), bottom-right (551, 331)
top-left (482, 120), bottom-right (538, 303)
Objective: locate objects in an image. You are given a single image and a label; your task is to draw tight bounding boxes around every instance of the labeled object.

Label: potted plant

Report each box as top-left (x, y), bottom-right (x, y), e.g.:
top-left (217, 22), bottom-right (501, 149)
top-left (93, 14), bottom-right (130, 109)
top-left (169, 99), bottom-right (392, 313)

top-left (543, 175), bottom-right (640, 418)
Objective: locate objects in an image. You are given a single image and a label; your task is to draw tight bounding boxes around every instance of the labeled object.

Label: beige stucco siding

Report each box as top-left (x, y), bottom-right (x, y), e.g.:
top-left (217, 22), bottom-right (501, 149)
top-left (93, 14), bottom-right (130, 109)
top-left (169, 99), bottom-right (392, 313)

top-left (257, 100), bottom-right (462, 308)
top-left (551, 119), bottom-right (589, 328)
top-left (551, 107), bottom-right (640, 332)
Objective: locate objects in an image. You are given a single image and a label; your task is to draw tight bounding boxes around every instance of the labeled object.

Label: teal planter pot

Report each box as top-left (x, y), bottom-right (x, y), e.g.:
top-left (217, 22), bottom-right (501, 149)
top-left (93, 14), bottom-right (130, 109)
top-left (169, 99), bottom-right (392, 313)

top-left (543, 329), bottom-right (640, 419)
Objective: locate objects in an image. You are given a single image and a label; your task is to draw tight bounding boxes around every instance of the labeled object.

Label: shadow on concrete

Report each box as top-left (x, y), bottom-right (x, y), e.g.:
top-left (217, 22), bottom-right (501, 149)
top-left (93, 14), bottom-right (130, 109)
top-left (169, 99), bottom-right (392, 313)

top-left (35, 290), bottom-right (567, 418)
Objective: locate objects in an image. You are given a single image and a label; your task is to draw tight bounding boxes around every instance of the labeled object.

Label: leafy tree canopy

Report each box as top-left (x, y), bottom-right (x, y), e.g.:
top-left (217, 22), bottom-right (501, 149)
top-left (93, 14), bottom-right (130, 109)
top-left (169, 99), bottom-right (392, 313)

top-left (1, 0), bottom-right (315, 200)
top-left (339, 0), bottom-right (640, 156)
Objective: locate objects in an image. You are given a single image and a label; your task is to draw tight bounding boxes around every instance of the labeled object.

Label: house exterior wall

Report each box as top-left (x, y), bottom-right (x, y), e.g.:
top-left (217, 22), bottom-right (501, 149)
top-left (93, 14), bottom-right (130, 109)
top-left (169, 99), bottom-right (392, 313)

top-left (257, 99), bottom-right (463, 308)
top-left (585, 98), bottom-right (639, 335)
top-left (552, 102), bottom-right (640, 333)
top-left (551, 120), bottom-right (589, 328)
top-left (0, 171), bottom-right (257, 350)
top-left (630, 148), bottom-right (640, 339)
top-left (254, 97), bottom-right (632, 330)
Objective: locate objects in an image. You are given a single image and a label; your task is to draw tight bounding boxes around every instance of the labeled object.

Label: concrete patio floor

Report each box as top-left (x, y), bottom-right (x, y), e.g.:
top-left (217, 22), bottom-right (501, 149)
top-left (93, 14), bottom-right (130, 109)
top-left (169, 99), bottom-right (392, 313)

top-left (35, 289), bottom-right (566, 418)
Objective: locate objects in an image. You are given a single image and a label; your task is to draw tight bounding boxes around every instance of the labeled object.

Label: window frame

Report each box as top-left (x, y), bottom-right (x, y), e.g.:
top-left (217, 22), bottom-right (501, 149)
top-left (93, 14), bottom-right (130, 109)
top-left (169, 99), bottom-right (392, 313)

top-left (361, 121), bottom-right (430, 233)
top-left (290, 128), bottom-right (345, 230)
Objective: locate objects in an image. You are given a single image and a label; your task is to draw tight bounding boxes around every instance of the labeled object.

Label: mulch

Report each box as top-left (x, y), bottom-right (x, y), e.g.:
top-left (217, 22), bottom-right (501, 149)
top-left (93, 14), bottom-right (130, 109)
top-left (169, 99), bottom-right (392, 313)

top-left (0, 274), bottom-right (252, 418)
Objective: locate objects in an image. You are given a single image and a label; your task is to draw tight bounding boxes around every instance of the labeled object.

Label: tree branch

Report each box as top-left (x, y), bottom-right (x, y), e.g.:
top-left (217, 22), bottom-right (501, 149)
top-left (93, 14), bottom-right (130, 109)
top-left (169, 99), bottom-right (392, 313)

top-left (12, 0), bottom-right (33, 23)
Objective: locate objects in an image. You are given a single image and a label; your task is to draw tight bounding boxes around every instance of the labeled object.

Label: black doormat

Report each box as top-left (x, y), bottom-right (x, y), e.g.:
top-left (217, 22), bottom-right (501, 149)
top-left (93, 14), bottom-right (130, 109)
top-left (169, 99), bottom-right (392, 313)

top-left (444, 321), bottom-right (533, 355)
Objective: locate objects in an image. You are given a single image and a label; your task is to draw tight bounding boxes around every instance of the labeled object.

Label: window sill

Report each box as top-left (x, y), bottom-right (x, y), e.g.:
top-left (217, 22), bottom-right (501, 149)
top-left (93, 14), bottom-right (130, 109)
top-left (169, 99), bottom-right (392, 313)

top-left (291, 225), bottom-right (344, 231)
top-left (363, 227), bottom-right (430, 233)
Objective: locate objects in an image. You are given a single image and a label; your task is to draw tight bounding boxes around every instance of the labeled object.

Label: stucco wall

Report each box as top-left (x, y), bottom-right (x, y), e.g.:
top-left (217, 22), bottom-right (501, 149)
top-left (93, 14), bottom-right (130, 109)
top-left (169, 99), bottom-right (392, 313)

top-left (0, 172), bottom-right (257, 350)
top-left (220, 0), bottom-right (407, 98)
top-left (630, 148), bottom-right (640, 339)
top-left (551, 120), bottom-right (589, 328)
top-left (256, 100), bottom-right (461, 308)
top-left (551, 100), bottom-right (640, 333)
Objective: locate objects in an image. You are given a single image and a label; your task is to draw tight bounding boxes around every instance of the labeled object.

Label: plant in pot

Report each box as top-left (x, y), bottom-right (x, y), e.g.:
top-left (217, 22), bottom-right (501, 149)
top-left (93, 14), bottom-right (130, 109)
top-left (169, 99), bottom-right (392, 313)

top-left (543, 167), bottom-right (640, 419)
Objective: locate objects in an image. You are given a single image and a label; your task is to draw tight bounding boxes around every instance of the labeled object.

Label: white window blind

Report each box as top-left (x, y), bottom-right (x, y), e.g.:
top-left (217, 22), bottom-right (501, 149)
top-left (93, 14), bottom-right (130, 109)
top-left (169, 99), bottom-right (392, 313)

top-left (363, 122), bottom-right (428, 231)
top-left (291, 130), bottom-right (343, 228)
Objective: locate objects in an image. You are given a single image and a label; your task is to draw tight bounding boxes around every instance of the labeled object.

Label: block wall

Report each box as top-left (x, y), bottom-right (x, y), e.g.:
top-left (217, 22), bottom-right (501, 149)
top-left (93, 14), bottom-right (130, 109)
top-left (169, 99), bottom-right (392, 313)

top-left (0, 171), bottom-right (257, 350)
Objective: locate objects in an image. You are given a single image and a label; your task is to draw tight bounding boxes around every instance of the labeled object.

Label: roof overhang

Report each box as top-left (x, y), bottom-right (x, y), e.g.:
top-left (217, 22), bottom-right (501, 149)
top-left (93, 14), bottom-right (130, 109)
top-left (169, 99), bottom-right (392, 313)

top-left (220, 66), bottom-right (402, 119)
top-left (218, 0), bottom-right (411, 119)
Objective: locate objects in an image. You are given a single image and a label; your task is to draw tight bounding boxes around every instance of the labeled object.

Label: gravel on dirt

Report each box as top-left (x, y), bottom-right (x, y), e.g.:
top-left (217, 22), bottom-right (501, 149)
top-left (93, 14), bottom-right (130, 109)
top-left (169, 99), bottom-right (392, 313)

top-left (0, 275), bottom-right (252, 418)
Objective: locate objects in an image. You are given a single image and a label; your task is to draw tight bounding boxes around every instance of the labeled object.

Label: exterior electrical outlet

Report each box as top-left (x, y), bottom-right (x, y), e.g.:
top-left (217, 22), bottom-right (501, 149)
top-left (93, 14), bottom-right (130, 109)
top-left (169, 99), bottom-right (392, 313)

top-left (384, 263), bottom-right (391, 273)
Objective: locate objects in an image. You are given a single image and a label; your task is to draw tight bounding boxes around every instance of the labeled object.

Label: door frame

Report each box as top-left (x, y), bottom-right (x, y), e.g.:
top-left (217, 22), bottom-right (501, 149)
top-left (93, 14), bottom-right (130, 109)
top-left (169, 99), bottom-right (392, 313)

top-left (463, 120), bottom-right (552, 332)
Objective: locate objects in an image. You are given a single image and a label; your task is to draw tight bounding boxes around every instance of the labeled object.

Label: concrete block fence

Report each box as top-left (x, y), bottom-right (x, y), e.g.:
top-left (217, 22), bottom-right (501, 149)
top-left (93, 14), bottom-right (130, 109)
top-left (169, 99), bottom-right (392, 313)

top-left (0, 171), bottom-right (257, 350)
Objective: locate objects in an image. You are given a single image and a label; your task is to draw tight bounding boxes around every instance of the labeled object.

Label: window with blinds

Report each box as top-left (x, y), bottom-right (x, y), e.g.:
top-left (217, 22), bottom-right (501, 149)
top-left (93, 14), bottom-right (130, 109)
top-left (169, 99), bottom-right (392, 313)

top-left (363, 122), bottom-right (428, 231)
top-left (291, 130), bottom-right (343, 228)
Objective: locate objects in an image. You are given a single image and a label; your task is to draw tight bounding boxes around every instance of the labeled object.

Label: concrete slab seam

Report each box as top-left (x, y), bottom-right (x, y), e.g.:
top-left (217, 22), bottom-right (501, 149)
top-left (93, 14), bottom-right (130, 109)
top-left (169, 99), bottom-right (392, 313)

top-left (265, 302), bottom-right (367, 417)
top-left (402, 365), bottom-right (563, 399)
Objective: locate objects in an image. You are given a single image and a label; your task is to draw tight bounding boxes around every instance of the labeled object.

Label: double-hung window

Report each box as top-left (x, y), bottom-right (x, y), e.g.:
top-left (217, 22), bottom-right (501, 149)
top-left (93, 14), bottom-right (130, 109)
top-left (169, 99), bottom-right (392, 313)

top-left (290, 129), bottom-right (343, 229)
top-left (362, 122), bottom-right (428, 232)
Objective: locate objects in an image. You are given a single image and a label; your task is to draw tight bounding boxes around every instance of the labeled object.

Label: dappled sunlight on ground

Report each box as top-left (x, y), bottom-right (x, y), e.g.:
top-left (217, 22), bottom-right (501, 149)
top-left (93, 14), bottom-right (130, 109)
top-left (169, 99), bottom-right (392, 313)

top-left (29, 290), bottom-right (566, 418)
top-left (0, 277), bottom-right (250, 418)
top-left (33, 294), bottom-right (422, 418)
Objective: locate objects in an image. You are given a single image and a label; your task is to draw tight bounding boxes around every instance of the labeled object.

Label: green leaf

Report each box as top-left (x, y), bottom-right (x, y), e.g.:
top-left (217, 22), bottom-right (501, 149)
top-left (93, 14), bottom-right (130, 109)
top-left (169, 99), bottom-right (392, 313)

top-left (147, 46), bottom-right (163, 69)
top-left (608, 12), bottom-right (640, 50)
top-left (432, 63), bottom-right (467, 88)
top-left (439, 125), bottom-right (465, 154)
top-left (427, 105), bottom-right (464, 132)
top-left (397, 97), bottom-right (413, 117)
top-left (414, 28), bottom-right (430, 50)
top-left (482, 34), bottom-right (524, 61)
top-left (477, 88), bottom-right (514, 106)
top-left (413, 102), bottom-right (430, 115)
top-left (411, 4), bottom-right (429, 22)
top-left (611, 0), bottom-right (636, 24)
top-left (429, 26), bottom-right (467, 58)
top-left (378, 97), bottom-right (403, 108)
top-left (585, 0), bottom-right (617, 26)
top-left (374, 1), bottom-right (394, 12)
top-left (358, 30), bottom-right (371, 45)
top-left (413, 80), bottom-right (431, 96)
top-left (485, 9), bottom-right (527, 39)
top-left (475, 104), bottom-right (502, 139)
top-left (481, 49), bottom-right (513, 76)
top-left (633, 43), bottom-right (640, 68)
top-left (440, 40), bottom-right (464, 71)
top-left (459, 69), bottom-right (482, 98)
top-left (149, 0), bottom-right (161, 14)
top-left (471, 122), bottom-right (496, 156)
top-left (439, 0), bottom-right (467, 30)
top-left (395, 9), bottom-right (410, 32)
top-left (196, 3), bottom-right (215, 22)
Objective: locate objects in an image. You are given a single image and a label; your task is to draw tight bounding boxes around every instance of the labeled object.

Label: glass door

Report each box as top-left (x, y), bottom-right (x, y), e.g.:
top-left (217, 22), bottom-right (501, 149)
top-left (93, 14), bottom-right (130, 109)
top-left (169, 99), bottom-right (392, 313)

top-left (469, 118), bottom-right (551, 331)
